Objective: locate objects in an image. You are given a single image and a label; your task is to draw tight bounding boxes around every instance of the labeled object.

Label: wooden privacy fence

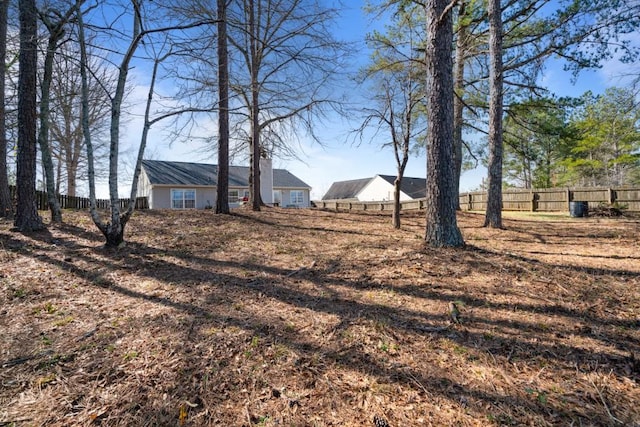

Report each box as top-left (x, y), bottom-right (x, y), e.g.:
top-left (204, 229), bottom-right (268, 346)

top-left (8, 185), bottom-right (149, 211)
top-left (316, 186), bottom-right (640, 213)
top-left (460, 187), bottom-right (640, 212)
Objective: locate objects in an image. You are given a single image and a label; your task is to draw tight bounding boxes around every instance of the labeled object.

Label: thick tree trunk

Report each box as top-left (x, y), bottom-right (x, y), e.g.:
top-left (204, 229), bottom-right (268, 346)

top-left (67, 164), bottom-right (78, 197)
top-left (216, 0), bottom-right (230, 214)
top-left (15, 0), bottom-right (44, 232)
top-left (392, 151), bottom-right (409, 229)
top-left (0, 0), bottom-right (12, 219)
top-left (392, 176), bottom-right (402, 229)
top-left (484, 0), bottom-right (504, 229)
top-left (424, 0), bottom-right (464, 247)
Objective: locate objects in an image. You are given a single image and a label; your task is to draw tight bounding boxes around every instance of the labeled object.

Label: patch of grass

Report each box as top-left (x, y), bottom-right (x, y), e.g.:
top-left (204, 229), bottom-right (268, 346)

top-left (53, 316), bottom-right (74, 327)
top-left (36, 373), bottom-right (57, 388)
top-left (12, 287), bottom-right (27, 298)
top-left (453, 344), bottom-right (468, 355)
top-left (250, 336), bottom-right (260, 348)
top-left (525, 388), bottom-right (548, 405)
top-left (44, 302), bottom-right (57, 314)
top-left (256, 415), bottom-right (270, 425)
top-left (123, 351), bottom-right (138, 361)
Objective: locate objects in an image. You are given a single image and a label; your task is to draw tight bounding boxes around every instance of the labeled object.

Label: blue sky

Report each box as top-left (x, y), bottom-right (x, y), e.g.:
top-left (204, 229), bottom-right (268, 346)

top-left (108, 2), bottom-right (637, 200)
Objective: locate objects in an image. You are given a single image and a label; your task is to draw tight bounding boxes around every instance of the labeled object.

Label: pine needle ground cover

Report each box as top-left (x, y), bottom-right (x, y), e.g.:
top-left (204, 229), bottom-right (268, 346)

top-left (1, 208), bottom-right (639, 426)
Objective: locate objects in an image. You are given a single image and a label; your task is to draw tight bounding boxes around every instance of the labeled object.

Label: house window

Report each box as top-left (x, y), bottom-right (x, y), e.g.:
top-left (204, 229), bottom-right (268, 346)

top-left (172, 189), bottom-right (196, 209)
top-left (230, 189), bottom-right (250, 204)
top-left (290, 190), bottom-right (304, 205)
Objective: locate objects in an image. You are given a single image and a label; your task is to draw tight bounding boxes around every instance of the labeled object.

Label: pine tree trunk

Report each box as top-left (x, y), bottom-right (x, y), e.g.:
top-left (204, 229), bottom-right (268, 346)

top-left (0, 0), bottom-right (12, 219)
top-left (484, 0), bottom-right (504, 229)
top-left (15, 0), bottom-right (43, 232)
top-left (424, 0), bottom-right (464, 247)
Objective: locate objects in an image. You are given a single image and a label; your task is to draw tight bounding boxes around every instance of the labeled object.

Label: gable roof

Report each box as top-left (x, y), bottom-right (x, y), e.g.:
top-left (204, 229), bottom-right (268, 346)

top-left (377, 175), bottom-right (426, 199)
top-left (141, 160), bottom-right (310, 189)
top-left (322, 174), bottom-right (427, 200)
top-left (321, 177), bottom-right (371, 200)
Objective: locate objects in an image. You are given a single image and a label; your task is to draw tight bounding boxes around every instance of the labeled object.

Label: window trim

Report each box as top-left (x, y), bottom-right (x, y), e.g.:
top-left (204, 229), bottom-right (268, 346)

top-left (229, 189), bottom-right (239, 204)
top-left (171, 188), bottom-right (196, 209)
top-left (290, 190), bottom-right (304, 205)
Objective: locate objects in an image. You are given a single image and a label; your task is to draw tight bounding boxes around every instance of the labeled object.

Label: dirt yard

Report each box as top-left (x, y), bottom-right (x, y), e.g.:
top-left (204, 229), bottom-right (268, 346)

top-left (1, 208), bottom-right (639, 426)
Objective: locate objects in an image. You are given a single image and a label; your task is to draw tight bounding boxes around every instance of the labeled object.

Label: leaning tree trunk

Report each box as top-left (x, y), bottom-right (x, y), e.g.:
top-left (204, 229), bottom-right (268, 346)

top-left (424, 0), bottom-right (464, 247)
top-left (15, 0), bottom-right (44, 232)
top-left (0, 0), bottom-right (12, 219)
top-left (484, 0), bottom-right (504, 229)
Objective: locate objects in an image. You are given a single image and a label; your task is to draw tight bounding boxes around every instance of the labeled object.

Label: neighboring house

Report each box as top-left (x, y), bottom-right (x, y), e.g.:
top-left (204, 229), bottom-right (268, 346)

top-left (322, 174), bottom-right (426, 202)
top-left (138, 159), bottom-right (312, 209)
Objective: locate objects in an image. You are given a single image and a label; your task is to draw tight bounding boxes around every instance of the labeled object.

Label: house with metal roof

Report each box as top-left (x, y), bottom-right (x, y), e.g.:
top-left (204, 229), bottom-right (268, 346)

top-left (138, 159), bottom-right (312, 209)
top-left (322, 175), bottom-right (426, 202)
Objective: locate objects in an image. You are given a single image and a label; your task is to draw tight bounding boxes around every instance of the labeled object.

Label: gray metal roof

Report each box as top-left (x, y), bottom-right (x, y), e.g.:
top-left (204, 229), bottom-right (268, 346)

top-left (321, 177), bottom-right (371, 200)
top-left (141, 160), bottom-right (311, 189)
top-left (321, 174), bottom-right (426, 200)
top-left (377, 175), bottom-right (426, 199)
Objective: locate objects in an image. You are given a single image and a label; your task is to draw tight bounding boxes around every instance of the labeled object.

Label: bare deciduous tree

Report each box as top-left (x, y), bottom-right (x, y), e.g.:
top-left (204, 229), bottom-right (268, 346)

top-left (78, 0), bottom-right (216, 247)
top-left (37, 2), bottom-right (82, 223)
top-left (358, 5), bottom-right (426, 229)
top-left (216, 0), bottom-right (230, 214)
top-left (227, 0), bottom-right (346, 211)
top-left (48, 45), bottom-right (112, 197)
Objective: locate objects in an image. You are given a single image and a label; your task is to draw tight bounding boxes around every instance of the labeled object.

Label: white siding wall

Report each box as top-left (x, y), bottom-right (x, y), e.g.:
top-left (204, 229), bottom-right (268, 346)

top-left (260, 158), bottom-right (274, 204)
top-left (137, 170), bottom-right (153, 206)
top-left (147, 185), bottom-right (309, 209)
top-left (356, 175), bottom-right (411, 201)
top-left (280, 188), bottom-right (310, 208)
top-left (150, 186), bottom-right (217, 209)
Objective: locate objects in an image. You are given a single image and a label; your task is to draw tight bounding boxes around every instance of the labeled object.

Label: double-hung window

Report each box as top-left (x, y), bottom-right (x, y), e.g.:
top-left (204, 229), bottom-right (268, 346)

top-left (290, 190), bottom-right (304, 205)
top-left (172, 189), bottom-right (196, 209)
top-left (229, 189), bottom-right (239, 204)
top-left (229, 189), bottom-right (250, 204)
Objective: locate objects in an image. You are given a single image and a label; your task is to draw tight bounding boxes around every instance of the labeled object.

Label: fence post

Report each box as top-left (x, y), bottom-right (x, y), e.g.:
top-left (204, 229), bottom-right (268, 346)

top-left (608, 188), bottom-right (614, 205)
top-left (566, 188), bottom-right (571, 212)
top-left (530, 189), bottom-right (535, 212)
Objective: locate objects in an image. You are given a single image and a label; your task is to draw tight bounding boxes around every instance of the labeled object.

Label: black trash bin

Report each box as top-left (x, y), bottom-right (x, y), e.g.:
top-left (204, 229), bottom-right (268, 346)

top-left (569, 201), bottom-right (589, 218)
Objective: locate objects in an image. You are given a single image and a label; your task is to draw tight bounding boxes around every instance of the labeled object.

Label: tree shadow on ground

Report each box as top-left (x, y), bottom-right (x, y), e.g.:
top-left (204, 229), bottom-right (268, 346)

top-left (1, 210), bottom-right (639, 426)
